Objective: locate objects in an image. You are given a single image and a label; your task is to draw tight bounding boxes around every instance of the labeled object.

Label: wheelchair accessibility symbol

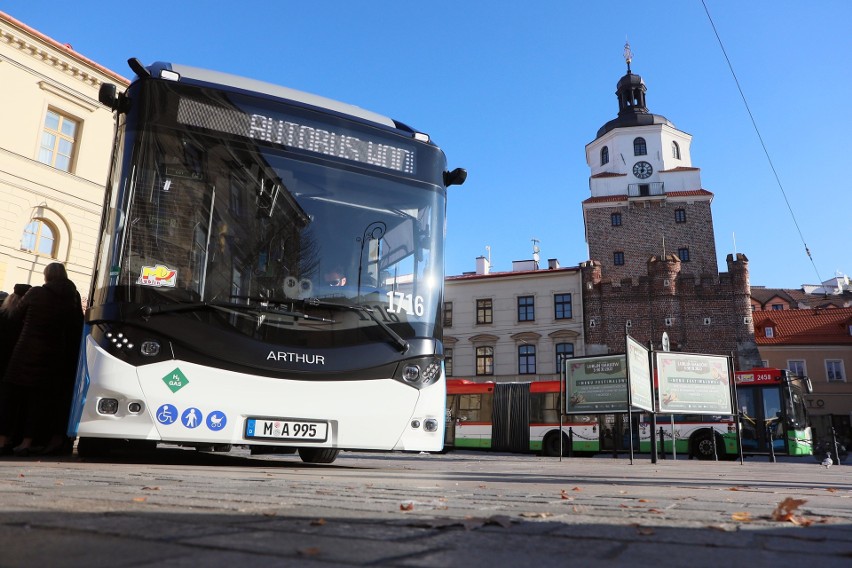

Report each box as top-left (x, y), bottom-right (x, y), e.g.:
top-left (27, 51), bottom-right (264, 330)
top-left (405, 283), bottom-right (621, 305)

top-left (156, 404), bottom-right (178, 425)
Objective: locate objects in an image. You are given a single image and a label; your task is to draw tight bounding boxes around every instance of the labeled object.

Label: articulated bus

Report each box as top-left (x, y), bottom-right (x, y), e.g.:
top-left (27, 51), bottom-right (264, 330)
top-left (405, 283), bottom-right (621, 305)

top-left (445, 379), bottom-right (599, 456)
top-left (69, 59), bottom-right (466, 463)
top-left (641, 367), bottom-right (813, 459)
top-left (447, 368), bottom-right (813, 460)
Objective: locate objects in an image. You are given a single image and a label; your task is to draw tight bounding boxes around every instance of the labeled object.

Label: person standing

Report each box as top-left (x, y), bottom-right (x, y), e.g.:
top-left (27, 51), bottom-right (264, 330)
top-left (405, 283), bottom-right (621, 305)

top-left (0, 264), bottom-right (83, 456)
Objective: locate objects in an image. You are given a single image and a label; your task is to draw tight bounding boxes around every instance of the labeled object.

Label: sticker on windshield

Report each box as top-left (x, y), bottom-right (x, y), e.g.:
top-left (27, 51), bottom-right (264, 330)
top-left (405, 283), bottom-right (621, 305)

top-left (386, 292), bottom-right (424, 316)
top-left (138, 264), bottom-right (177, 287)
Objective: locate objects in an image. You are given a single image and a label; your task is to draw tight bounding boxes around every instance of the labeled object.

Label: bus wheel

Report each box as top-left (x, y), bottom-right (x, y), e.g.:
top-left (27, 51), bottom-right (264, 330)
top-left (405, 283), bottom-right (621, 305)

top-left (298, 447), bottom-right (340, 464)
top-left (76, 437), bottom-right (115, 458)
top-left (543, 432), bottom-right (569, 457)
top-left (692, 433), bottom-right (721, 460)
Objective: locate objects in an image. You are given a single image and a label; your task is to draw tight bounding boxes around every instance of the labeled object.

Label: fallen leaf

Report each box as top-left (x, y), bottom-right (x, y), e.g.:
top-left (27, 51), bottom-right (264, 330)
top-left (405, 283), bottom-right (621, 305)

top-left (635, 527), bottom-right (655, 535)
top-left (298, 547), bottom-right (321, 557)
top-left (310, 518), bottom-right (326, 526)
top-left (560, 489), bottom-right (570, 500)
top-left (519, 512), bottom-right (553, 518)
top-left (647, 508), bottom-right (663, 514)
top-left (141, 486), bottom-right (160, 491)
top-left (771, 497), bottom-right (808, 524)
top-left (638, 499), bottom-right (650, 503)
top-left (731, 511), bottom-right (752, 522)
top-left (132, 497), bottom-right (147, 503)
top-left (400, 502), bottom-right (414, 511)
top-left (572, 487), bottom-right (582, 492)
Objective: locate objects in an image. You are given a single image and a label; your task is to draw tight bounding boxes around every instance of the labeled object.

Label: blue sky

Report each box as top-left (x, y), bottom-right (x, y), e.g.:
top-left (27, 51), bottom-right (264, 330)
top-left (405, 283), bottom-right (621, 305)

top-left (4, 1), bottom-right (850, 288)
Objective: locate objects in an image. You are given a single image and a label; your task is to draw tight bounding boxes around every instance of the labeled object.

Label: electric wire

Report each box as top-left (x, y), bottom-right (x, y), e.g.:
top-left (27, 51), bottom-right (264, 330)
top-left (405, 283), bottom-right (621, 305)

top-left (700, 0), bottom-right (823, 286)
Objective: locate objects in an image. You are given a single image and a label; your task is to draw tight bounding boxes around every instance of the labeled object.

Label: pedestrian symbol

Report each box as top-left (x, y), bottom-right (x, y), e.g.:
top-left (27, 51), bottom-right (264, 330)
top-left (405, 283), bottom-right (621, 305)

top-left (181, 407), bottom-right (201, 428)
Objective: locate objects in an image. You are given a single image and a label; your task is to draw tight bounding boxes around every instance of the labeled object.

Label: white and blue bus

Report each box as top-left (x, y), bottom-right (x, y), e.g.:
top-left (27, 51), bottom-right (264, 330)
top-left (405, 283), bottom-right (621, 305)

top-left (70, 59), bottom-right (465, 463)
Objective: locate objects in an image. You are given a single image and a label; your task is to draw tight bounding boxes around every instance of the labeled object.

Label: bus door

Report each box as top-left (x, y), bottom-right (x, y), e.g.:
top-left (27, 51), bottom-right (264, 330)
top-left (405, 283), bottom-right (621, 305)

top-left (738, 386), bottom-right (786, 453)
top-left (492, 383), bottom-right (530, 452)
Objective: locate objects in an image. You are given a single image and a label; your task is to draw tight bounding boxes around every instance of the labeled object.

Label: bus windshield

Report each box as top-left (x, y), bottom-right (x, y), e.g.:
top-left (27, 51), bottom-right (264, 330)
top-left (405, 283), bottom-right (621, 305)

top-left (94, 81), bottom-right (445, 344)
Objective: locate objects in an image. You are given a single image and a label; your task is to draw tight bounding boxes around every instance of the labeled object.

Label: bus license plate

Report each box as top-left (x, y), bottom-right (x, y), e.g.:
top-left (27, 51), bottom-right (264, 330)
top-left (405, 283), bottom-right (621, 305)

top-left (245, 418), bottom-right (328, 442)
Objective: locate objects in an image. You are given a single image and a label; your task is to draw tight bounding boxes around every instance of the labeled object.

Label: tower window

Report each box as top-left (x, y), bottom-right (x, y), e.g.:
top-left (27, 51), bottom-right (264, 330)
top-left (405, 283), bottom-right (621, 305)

top-left (672, 141), bottom-right (681, 159)
top-left (611, 213), bottom-right (622, 226)
top-left (600, 146), bottom-right (609, 166)
top-left (633, 137), bottom-right (647, 156)
top-left (614, 251), bottom-right (625, 266)
top-left (674, 208), bottom-right (686, 223)
top-left (678, 247), bottom-right (690, 262)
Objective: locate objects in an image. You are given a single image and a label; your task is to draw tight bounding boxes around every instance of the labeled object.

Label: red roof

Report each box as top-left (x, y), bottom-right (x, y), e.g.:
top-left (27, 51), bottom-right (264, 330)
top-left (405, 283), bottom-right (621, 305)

top-left (753, 307), bottom-right (852, 345)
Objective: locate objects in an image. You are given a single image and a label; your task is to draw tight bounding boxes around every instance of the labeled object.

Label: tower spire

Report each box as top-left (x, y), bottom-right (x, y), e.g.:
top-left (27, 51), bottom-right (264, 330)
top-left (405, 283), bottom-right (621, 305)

top-left (623, 41), bottom-right (633, 74)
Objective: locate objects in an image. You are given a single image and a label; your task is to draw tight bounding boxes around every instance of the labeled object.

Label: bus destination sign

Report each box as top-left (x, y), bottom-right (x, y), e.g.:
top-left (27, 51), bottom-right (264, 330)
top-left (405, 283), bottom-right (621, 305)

top-left (177, 98), bottom-right (416, 174)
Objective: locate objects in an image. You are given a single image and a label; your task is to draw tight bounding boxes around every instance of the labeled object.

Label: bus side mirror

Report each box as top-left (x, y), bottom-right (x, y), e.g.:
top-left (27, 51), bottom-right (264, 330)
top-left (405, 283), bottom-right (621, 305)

top-left (804, 377), bottom-right (813, 394)
top-left (443, 168), bottom-right (467, 187)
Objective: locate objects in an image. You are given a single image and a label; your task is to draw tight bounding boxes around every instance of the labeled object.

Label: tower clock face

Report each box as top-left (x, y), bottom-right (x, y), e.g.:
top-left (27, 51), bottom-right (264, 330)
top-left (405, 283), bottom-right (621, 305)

top-left (633, 161), bottom-right (653, 179)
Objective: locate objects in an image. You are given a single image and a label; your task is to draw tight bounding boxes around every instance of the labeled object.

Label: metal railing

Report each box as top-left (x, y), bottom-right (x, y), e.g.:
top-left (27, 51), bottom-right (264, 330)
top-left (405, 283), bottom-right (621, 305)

top-left (628, 182), bottom-right (664, 197)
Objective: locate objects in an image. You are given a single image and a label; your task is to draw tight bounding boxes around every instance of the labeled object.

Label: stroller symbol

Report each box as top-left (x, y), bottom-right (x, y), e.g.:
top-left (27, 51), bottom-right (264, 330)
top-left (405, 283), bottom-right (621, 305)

top-left (206, 411), bottom-right (227, 431)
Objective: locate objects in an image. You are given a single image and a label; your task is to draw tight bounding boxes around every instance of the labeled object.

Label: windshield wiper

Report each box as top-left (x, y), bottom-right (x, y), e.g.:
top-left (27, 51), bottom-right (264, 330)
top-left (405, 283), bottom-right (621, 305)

top-left (139, 301), bottom-right (334, 323)
top-left (311, 300), bottom-right (410, 353)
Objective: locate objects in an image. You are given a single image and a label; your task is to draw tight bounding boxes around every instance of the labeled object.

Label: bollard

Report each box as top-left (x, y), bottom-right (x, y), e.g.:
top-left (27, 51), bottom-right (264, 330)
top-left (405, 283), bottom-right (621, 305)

top-left (830, 426), bottom-right (840, 466)
top-left (659, 427), bottom-right (666, 460)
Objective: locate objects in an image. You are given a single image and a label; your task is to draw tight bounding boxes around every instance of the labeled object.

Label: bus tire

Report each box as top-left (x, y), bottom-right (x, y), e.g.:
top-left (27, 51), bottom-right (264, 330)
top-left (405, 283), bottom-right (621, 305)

top-left (543, 432), bottom-right (569, 457)
top-left (298, 447), bottom-right (340, 464)
top-left (691, 432), bottom-right (722, 460)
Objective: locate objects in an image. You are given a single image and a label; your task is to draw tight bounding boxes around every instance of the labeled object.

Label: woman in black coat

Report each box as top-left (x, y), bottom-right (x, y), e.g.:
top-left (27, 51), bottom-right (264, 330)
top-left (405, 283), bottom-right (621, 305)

top-left (0, 264), bottom-right (83, 455)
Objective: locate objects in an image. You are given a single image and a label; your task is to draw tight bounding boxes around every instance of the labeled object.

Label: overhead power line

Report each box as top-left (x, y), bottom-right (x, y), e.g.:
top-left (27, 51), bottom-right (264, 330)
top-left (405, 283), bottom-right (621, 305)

top-left (700, 0), bottom-right (823, 286)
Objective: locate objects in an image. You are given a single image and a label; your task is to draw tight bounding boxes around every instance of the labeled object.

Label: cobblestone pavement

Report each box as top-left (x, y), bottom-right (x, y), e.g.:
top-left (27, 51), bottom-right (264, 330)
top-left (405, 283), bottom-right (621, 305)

top-left (0, 448), bottom-right (849, 567)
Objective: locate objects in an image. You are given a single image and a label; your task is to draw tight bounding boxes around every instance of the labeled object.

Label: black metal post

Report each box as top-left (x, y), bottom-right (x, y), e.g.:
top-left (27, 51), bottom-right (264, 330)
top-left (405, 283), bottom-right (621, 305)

top-left (767, 423), bottom-right (776, 463)
top-left (568, 427), bottom-right (574, 458)
top-left (659, 427), bottom-right (666, 459)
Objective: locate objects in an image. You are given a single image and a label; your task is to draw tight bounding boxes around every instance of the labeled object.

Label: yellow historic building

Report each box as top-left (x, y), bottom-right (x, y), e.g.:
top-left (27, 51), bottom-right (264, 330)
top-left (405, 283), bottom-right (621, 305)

top-left (0, 11), bottom-right (127, 303)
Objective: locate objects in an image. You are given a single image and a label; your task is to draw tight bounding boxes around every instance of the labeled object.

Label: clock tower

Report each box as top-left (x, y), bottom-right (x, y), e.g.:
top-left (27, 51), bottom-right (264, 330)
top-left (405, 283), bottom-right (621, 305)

top-left (582, 44), bottom-right (718, 282)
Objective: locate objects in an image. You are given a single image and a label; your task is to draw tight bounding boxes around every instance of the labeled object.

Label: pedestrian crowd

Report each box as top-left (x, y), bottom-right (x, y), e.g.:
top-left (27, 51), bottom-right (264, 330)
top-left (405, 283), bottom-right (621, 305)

top-left (0, 262), bottom-right (83, 456)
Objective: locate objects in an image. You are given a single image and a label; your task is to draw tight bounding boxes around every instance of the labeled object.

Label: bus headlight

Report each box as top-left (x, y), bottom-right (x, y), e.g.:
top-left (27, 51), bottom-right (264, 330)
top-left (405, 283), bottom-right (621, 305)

top-left (395, 356), bottom-right (442, 389)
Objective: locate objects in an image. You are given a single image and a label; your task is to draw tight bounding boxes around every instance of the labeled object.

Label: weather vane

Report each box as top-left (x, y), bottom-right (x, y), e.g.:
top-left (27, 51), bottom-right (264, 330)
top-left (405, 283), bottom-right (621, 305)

top-left (623, 40), bottom-right (633, 73)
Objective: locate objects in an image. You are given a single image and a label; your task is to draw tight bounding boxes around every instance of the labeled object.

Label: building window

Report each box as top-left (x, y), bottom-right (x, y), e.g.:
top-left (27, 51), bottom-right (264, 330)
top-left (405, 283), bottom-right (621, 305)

top-left (614, 251), bottom-right (625, 266)
top-left (788, 360), bottom-right (806, 378)
top-left (476, 299), bottom-right (493, 324)
top-left (633, 137), bottom-right (647, 156)
top-left (826, 360), bottom-right (845, 382)
top-left (554, 294), bottom-right (572, 319)
top-left (518, 345), bottom-right (536, 375)
top-left (21, 218), bottom-right (57, 257)
top-left (518, 296), bottom-right (535, 322)
top-left (444, 348), bottom-right (453, 377)
top-left (765, 326), bottom-right (774, 338)
top-left (672, 141), bottom-right (681, 159)
top-left (600, 146), bottom-right (609, 165)
top-left (38, 109), bottom-right (79, 172)
top-left (674, 208), bottom-right (686, 223)
top-left (678, 247), bottom-right (690, 262)
top-left (611, 213), bottom-right (622, 226)
top-left (443, 302), bottom-right (453, 327)
top-left (555, 343), bottom-right (574, 370)
top-left (476, 346), bottom-right (494, 376)
top-left (770, 304), bottom-right (784, 311)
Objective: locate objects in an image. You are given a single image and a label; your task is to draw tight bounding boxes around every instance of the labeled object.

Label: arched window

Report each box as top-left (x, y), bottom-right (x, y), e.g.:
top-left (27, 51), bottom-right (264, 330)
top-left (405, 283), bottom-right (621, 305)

top-left (633, 137), bottom-right (647, 156)
top-left (672, 141), bottom-right (681, 159)
top-left (600, 146), bottom-right (609, 166)
top-left (21, 218), bottom-right (57, 257)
